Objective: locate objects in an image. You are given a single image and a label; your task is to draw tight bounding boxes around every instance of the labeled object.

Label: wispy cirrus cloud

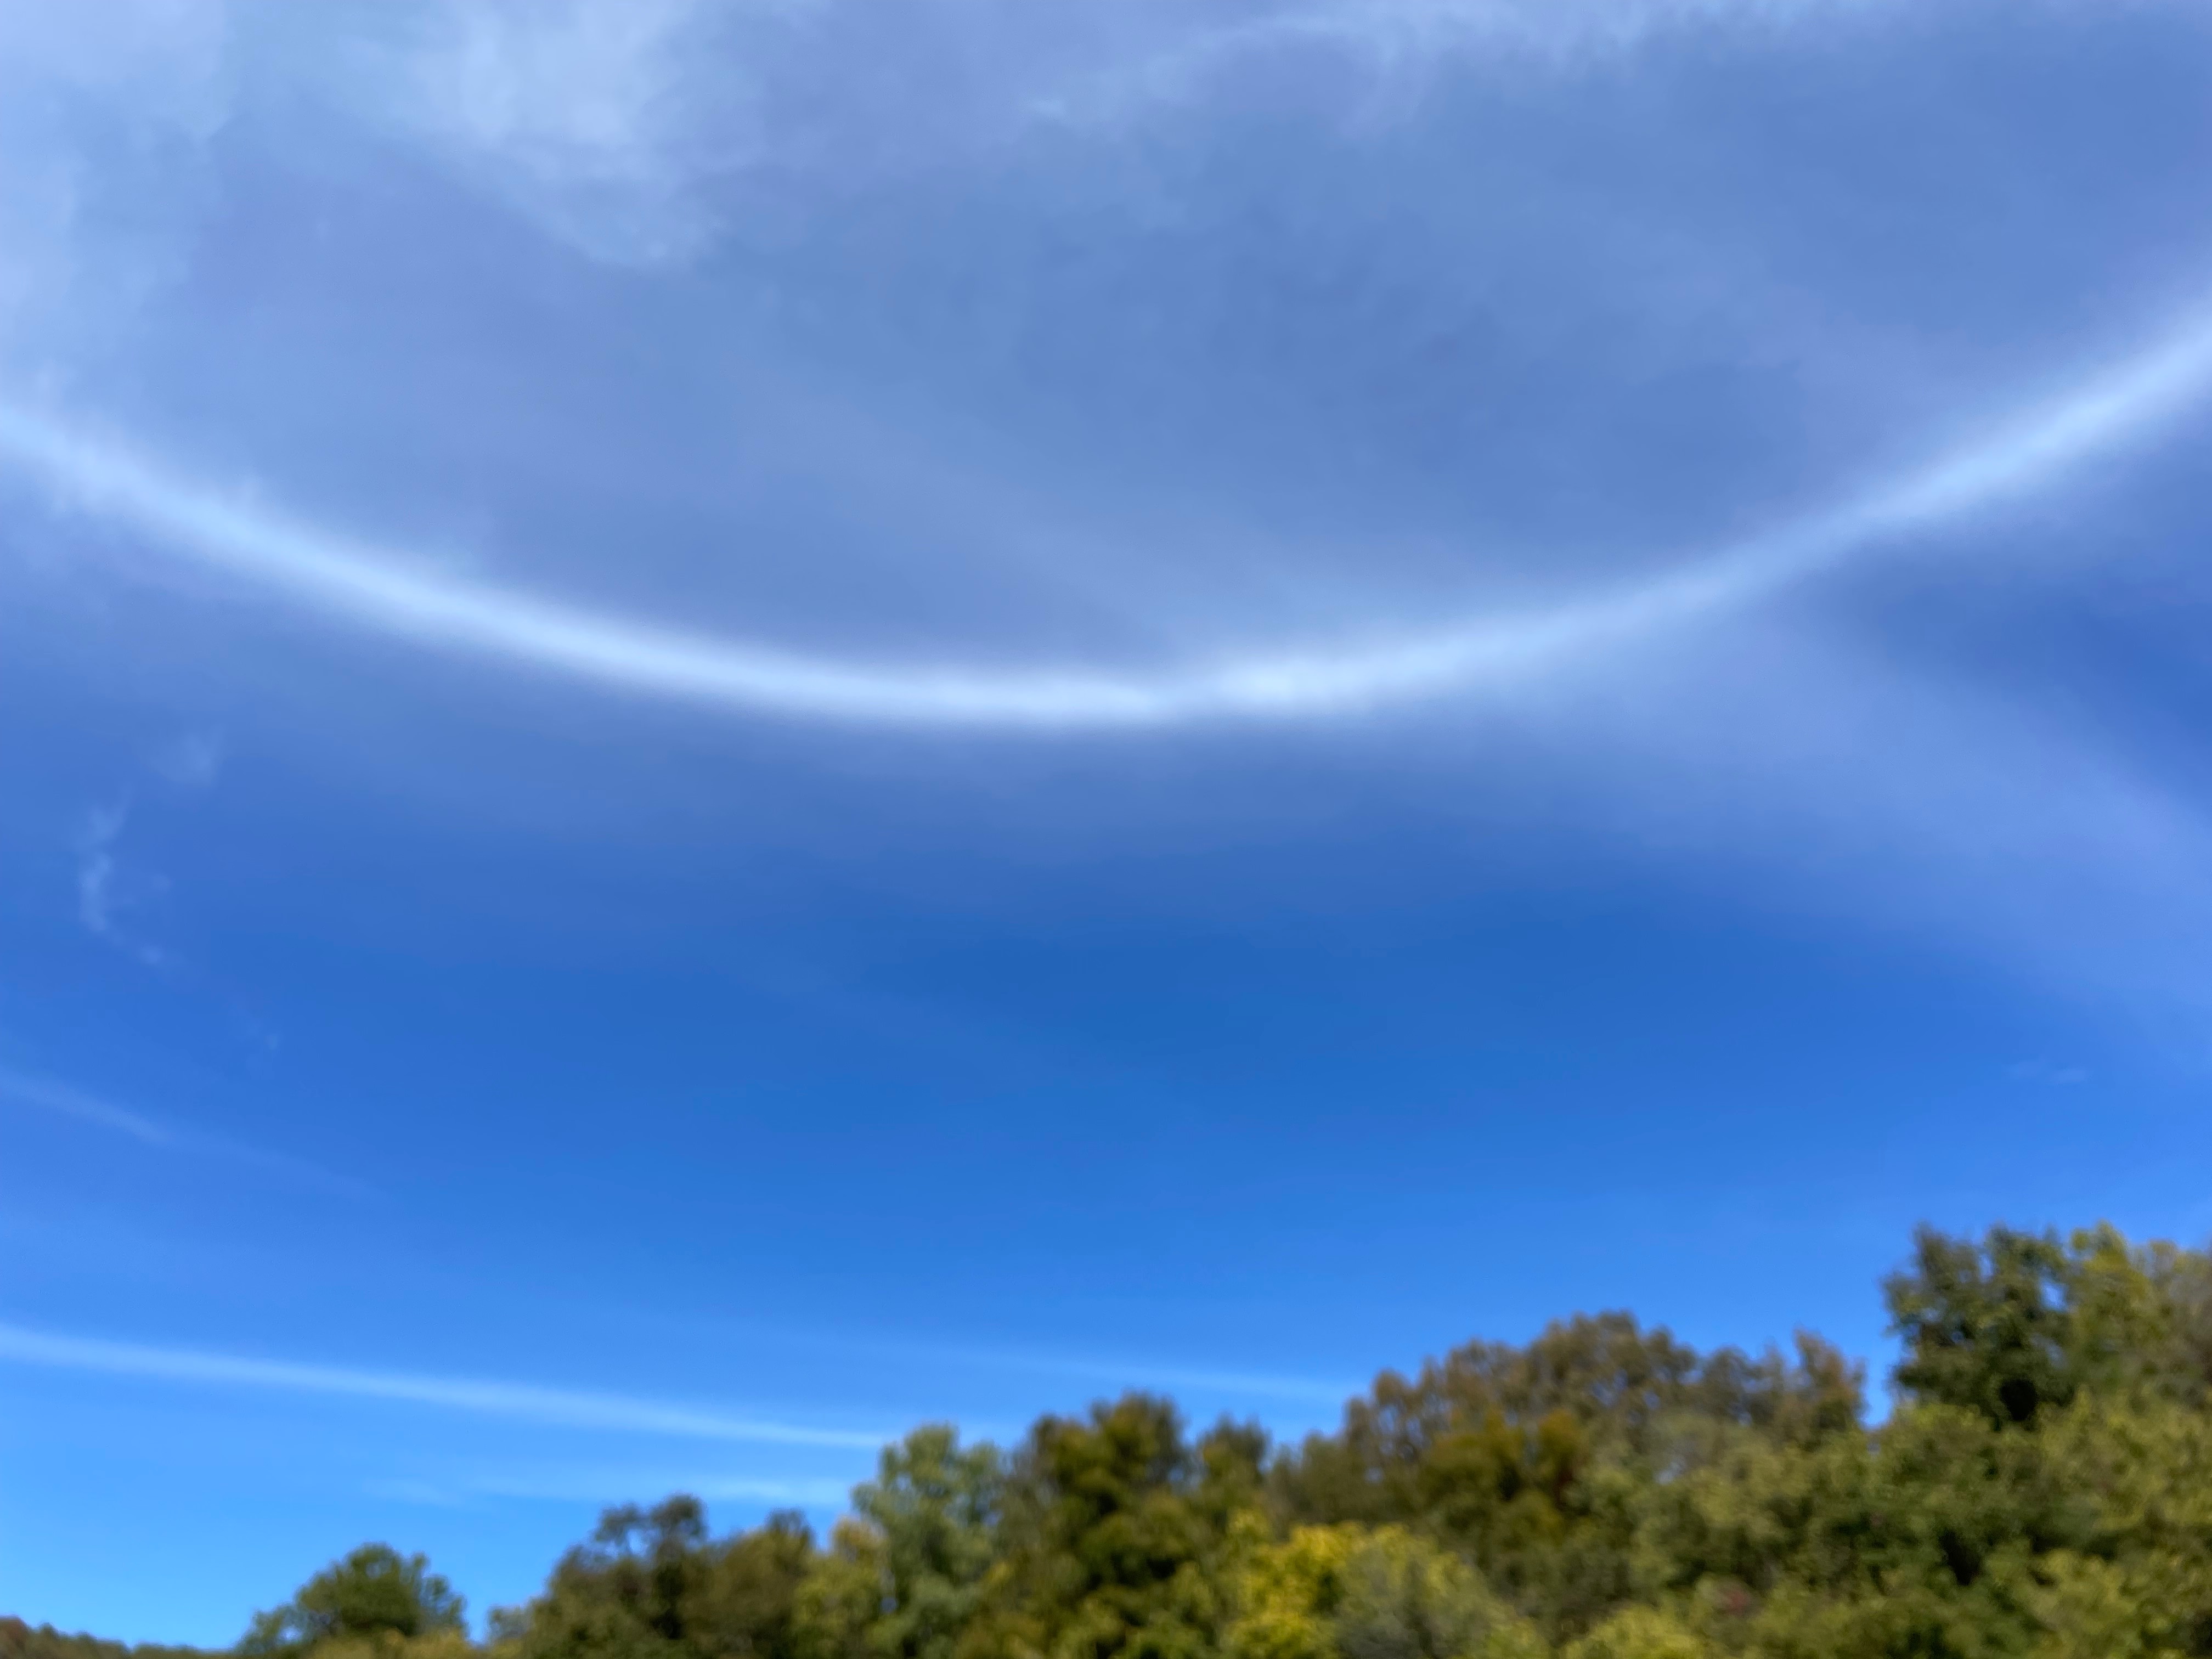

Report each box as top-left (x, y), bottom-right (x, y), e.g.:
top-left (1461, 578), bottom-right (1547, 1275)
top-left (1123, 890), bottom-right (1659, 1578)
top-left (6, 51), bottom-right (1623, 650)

top-left (67, 731), bottom-right (223, 970)
top-left (0, 1319), bottom-right (892, 1450)
top-left (150, 727), bottom-right (224, 789)
top-left (317, 0), bottom-right (1981, 269)
top-left (1, 0), bottom-right (2204, 1023)
top-left (0, 1065), bottom-right (366, 1196)
top-left (7, 1), bottom-right (2212, 1633)
top-left (1511, 612), bottom-right (2212, 1011)
top-left (75, 796), bottom-right (170, 968)
top-left (1027, 0), bottom-right (1915, 131)
top-left (361, 1471), bottom-right (861, 1510)
top-left (0, 1066), bottom-right (172, 1146)
top-left (2, 289), bottom-right (2209, 729)
top-left (0, 0), bottom-right (232, 365)
top-left (338, 0), bottom-right (758, 267)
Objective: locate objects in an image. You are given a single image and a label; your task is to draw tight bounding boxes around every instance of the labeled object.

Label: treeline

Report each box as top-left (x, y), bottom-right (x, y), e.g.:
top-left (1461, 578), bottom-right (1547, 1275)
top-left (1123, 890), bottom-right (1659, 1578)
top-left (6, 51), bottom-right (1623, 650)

top-left (0, 1623), bottom-right (204, 1659)
top-left (21, 1221), bottom-right (2212, 1659)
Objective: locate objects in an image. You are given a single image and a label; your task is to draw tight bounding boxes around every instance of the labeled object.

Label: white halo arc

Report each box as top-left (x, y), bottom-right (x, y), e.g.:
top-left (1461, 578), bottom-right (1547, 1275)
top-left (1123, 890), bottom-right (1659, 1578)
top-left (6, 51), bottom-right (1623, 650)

top-left (3, 303), bottom-right (2211, 732)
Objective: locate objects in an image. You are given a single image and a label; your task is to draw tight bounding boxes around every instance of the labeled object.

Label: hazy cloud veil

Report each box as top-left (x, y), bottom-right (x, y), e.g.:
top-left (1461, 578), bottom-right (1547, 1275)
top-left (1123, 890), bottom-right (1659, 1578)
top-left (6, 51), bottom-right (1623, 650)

top-left (4, 0), bottom-right (2210, 990)
top-left (3, 0), bottom-right (2212, 1640)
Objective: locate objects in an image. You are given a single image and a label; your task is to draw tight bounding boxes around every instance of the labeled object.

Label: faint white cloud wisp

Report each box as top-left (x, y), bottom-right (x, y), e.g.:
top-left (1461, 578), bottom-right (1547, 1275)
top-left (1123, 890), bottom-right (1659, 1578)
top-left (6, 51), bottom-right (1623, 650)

top-left (74, 797), bottom-right (173, 969)
top-left (340, 0), bottom-right (1970, 269)
top-left (0, 0), bottom-right (234, 364)
top-left (0, 1063), bottom-right (372, 1196)
top-left (1030, 0), bottom-right (1916, 130)
top-left (0, 1066), bottom-right (172, 1146)
top-left (0, 1320), bottom-right (891, 1449)
top-left (1521, 613), bottom-right (2212, 1008)
top-left (69, 733), bottom-right (221, 969)
top-left (348, 0), bottom-right (761, 266)
top-left (150, 728), bottom-right (224, 789)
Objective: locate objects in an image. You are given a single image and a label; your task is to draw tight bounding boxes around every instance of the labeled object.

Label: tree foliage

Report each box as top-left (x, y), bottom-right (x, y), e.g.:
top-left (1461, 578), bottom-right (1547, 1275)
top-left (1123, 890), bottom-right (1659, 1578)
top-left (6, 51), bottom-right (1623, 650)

top-left (494, 1497), bottom-right (816, 1659)
top-left (1228, 1525), bottom-right (1542, 1659)
top-left (958, 1395), bottom-right (1263, 1659)
top-left (0, 1618), bottom-right (204, 1659)
top-left (30, 1220), bottom-right (2212, 1659)
top-left (240, 1548), bottom-right (465, 1658)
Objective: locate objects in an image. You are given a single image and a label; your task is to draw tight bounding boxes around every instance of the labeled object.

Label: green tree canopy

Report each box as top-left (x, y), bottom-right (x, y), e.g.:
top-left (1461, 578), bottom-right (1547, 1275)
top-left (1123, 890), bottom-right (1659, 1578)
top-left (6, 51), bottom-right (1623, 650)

top-left (239, 1545), bottom-right (465, 1656)
top-left (960, 1394), bottom-right (1265, 1659)
top-left (496, 1498), bottom-right (816, 1659)
top-left (1886, 1221), bottom-right (2212, 1427)
top-left (47, 1218), bottom-right (2212, 1659)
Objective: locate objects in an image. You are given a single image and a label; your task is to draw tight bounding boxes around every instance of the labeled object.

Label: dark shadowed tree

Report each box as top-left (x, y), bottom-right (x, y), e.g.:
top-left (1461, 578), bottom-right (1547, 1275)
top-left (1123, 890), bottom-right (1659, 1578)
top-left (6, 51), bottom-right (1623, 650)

top-left (1886, 1223), bottom-right (2080, 1427)
top-left (239, 1545), bottom-right (464, 1656)
top-left (503, 1497), bottom-right (815, 1659)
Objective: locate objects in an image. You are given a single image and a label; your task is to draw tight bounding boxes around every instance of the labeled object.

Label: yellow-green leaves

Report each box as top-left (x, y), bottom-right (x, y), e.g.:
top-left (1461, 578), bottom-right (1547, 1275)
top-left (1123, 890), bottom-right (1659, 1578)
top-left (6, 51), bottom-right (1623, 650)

top-left (1559, 1609), bottom-right (1708, 1659)
top-left (1228, 1526), bottom-right (1542, 1659)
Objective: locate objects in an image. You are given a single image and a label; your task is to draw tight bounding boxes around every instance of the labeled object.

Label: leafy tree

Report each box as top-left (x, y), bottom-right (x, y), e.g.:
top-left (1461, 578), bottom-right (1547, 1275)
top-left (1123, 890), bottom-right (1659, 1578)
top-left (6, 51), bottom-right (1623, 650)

top-left (862, 1427), bottom-right (1005, 1659)
top-left (1887, 1222), bottom-right (2212, 1430)
top-left (960, 1395), bottom-right (1263, 1659)
top-left (240, 1545), bottom-right (465, 1656)
top-left (501, 1498), bottom-right (815, 1659)
top-left (1628, 1399), bottom-right (2092, 1656)
top-left (1886, 1225), bottom-right (2082, 1427)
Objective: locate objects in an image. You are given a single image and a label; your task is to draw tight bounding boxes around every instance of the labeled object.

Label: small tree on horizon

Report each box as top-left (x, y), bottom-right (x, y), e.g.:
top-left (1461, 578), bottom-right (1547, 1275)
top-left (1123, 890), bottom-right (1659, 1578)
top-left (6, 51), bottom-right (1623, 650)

top-left (239, 1545), bottom-right (465, 1656)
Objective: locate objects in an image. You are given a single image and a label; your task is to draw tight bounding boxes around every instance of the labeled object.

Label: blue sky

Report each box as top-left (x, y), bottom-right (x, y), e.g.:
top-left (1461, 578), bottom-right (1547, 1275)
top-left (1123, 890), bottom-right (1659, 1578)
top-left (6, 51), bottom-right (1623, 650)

top-left (4, 0), bottom-right (2212, 1641)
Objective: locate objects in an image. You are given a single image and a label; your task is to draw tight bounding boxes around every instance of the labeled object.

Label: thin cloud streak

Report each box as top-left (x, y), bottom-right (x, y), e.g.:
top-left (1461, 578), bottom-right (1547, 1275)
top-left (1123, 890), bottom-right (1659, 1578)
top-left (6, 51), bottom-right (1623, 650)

top-left (1032, 0), bottom-right (1909, 131)
top-left (0, 1063), bottom-right (371, 1198)
top-left (0, 1066), bottom-right (172, 1145)
top-left (0, 1321), bottom-right (893, 1450)
top-left (3, 294), bottom-right (2211, 729)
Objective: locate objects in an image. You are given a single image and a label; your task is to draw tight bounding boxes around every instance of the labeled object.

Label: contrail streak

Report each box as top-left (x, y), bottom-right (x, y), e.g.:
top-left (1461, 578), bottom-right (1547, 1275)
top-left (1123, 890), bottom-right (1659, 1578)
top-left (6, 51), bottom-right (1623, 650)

top-left (2, 298), bottom-right (2210, 730)
top-left (0, 1321), bottom-right (890, 1449)
top-left (0, 1065), bottom-right (374, 1197)
top-left (0, 1067), bottom-right (172, 1145)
